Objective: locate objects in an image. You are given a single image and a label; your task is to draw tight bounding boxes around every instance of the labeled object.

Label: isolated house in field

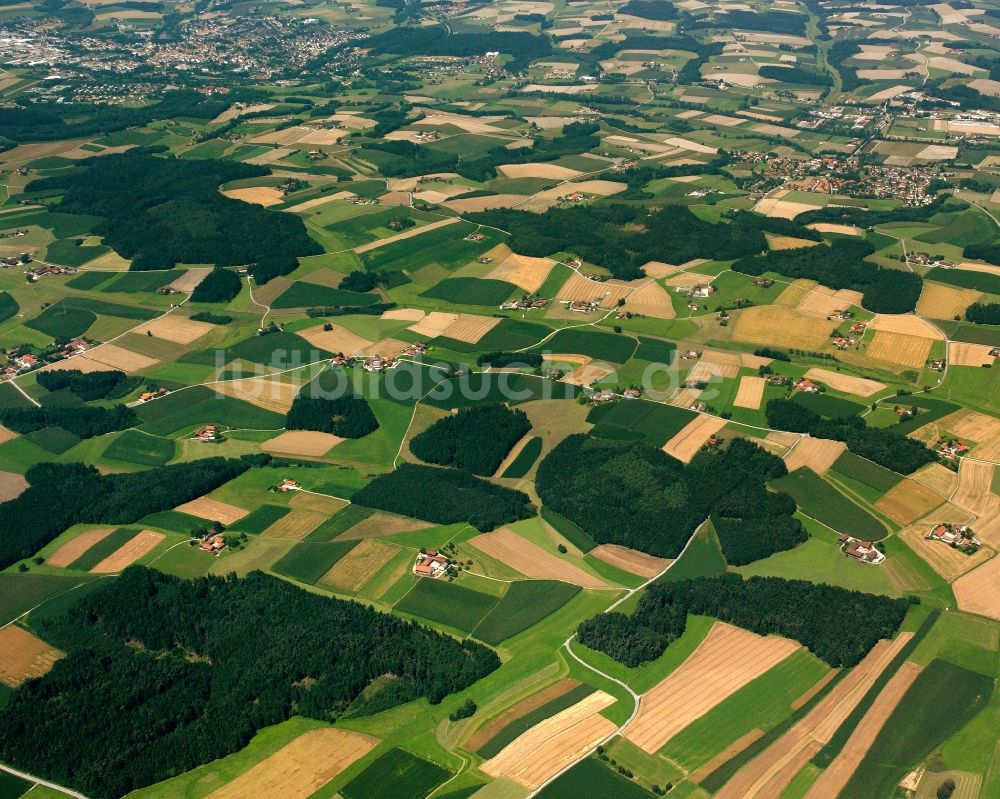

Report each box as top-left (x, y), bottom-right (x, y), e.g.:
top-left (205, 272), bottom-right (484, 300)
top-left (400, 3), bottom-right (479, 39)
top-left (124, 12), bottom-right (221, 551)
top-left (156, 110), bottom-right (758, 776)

top-left (192, 425), bottom-right (221, 442)
top-left (691, 284), bottom-right (712, 299)
top-left (794, 378), bottom-right (820, 393)
top-left (839, 534), bottom-right (885, 564)
top-left (199, 534), bottom-right (226, 555)
top-left (414, 550), bottom-right (451, 577)
top-left (928, 523), bottom-right (980, 550)
top-left (13, 353), bottom-right (36, 369)
top-left (363, 355), bottom-right (396, 372)
top-left (591, 390), bottom-right (617, 403)
top-left (278, 479), bottom-right (301, 492)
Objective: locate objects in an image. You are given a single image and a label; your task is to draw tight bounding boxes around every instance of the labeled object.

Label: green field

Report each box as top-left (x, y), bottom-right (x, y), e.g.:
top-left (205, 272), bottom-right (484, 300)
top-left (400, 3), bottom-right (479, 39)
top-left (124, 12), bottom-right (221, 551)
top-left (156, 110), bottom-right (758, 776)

top-left (791, 391), bottom-right (864, 418)
top-left (533, 328), bottom-right (637, 364)
top-left (395, 577), bottom-right (499, 633)
top-left (436, 317), bottom-right (551, 352)
top-left (228, 330), bottom-right (332, 363)
top-left (0, 770), bottom-right (32, 799)
top-left (271, 282), bottom-right (380, 309)
top-left (421, 276), bottom-right (518, 306)
top-left (340, 748), bottom-right (452, 799)
top-left (231, 504), bottom-right (291, 534)
top-left (657, 523), bottom-right (726, 583)
top-left (99, 270), bottom-right (186, 293)
top-left (633, 336), bottom-right (676, 364)
top-left (475, 683), bottom-right (596, 758)
top-left (66, 528), bottom-right (138, 571)
top-left (770, 468), bottom-right (888, 540)
top-left (501, 436), bottom-right (542, 478)
top-left (0, 292), bottom-right (19, 324)
top-left (136, 386), bottom-right (285, 435)
top-left (541, 506), bottom-right (596, 553)
top-left (472, 580), bottom-right (580, 645)
top-left (828, 450), bottom-right (902, 492)
top-left (838, 660), bottom-right (994, 799)
top-left (305, 504), bottom-right (376, 542)
top-left (589, 399), bottom-right (695, 447)
top-left (536, 756), bottom-right (655, 799)
top-left (271, 540), bottom-right (359, 584)
top-left (927, 267), bottom-right (1000, 295)
top-left (101, 430), bottom-right (175, 466)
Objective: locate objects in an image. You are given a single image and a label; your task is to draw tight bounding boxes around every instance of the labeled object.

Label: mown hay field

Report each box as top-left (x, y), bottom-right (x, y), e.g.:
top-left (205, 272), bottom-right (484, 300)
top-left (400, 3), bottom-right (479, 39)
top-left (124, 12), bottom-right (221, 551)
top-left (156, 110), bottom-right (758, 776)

top-left (732, 306), bottom-right (831, 350)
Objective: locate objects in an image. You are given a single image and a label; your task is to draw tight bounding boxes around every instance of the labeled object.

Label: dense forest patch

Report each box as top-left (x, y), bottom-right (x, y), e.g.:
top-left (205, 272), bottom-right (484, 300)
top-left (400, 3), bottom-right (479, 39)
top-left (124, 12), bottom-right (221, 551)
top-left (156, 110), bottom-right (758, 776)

top-left (966, 302), bottom-right (1000, 325)
top-left (765, 399), bottom-right (935, 474)
top-left (410, 404), bottom-right (531, 476)
top-left (352, 463), bottom-right (535, 531)
top-left (190, 267), bottom-right (242, 303)
top-left (285, 396), bottom-right (379, 438)
top-left (0, 404), bottom-right (137, 439)
top-left (577, 573), bottom-right (908, 668)
top-left (36, 369), bottom-right (136, 401)
top-left (536, 435), bottom-right (805, 564)
top-left (25, 153), bottom-right (321, 283)
top-left (0, 456), bottom-right (259, 570)
top-left (0, 567), bottom-right (499, 799)
top-left (731, 239), bottom-right (923, 314)
top-left (468, 206), bottom-right (807, 281)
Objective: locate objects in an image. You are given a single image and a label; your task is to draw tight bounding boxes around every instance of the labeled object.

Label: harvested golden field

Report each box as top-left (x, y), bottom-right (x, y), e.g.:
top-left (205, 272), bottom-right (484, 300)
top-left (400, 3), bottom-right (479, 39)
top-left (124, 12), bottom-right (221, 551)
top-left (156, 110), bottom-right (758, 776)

top-left (445, 194), bottom-right (526, 212)
top-left (917, 283), bottom-right (982, 319)
top-left (555, 271), bottom-right (634, 308)
top-left (953, 461), bottom-right (1000, 545)
top-left (803, 367), bottom-right (885, 397)
top-left (488, 253), bottom-right (555, 293)
top-left (354, 217), bottom-right (459, 254)
top-left (775, 280), bottom-right (815, 307)
top-left (206, 728), bottom-right (379, 799)
top-left (664, 271), bottom-right (710, 290)
top-left (866, 331), bottom-right (933, 369)
top-left (874, 478), bottom-right (943, 525)
top-left (469, 528), bottom-right (607, 588)
top-left (806, 222), bottom-right (862, 236)
top-left (641, 261), bottom-right (685, 279)
top-left (166, 268), bottom-right (212, 293)
top-left (796, 286), bottom-right (864, 318)
top-left (214, 376), bottom-right (298, 413)
top-left (497, 163), bottom-right (582, 180)
top-left (465, 678), bottom-right (582, 752)
top-left (733, 376), bottom-right (766, 410)
top-left (622, 280), bottom-right (675, 319)
top-left (899, 526), bottom-right (992, 582)
top-left (0, 470), bottom-right (27, 502)
top-left (663, 414), bottom-right (728, 463)
top-left (480, 691), bottom-right (617, 789)
top-left (714, 633), bottom-right (913, 799)
top-left (81, 343), bottom-right (159, 372)
top-left (590, 544), bottom-right (670, 578)
top-left (766, 234), bottom-right (820, 251)
top-left (381, 307), bottom-right (426, 322)
top-left (441, 314), bottom-right (502, 344)
top-left (752, 198), bottom-right (821, 219)
top-left (0, 424), bottom-right (14, 445)
top-left (687, 360), bottom-right (739, 384)
top-left (261, 510), bottom-right (327, 540)
top-left (802, 661), bottom-right (923, 799)
top-left (624, 622), bottom-right (800, 753)
top-left (783, 437), bottom-right (846, 475)
top-left (954, 556), bottom-right (1000, 622)
top-left (318, 539), bottom-right (398, 592)
top-left (298, 323), bottom-right (374, 355)
top-left (299, 269), bottom-right (348, 290)
top-left (939, 408), bottom-right (1000, 447)
top-left (562, 362), bottom-right (613, 387)
top-left (868, 313), bottom-right (944, 339)
top-left (47, 528), bottom-right (113, 568)
top-left (221, 186), bottom-right (284, 207)
top-left (289, 491), bottom-right (347, 515)
top-left (175, 497), bottom-right (249, 525)
top-left (670, 387), bottom-right (702, 408)
top-left (732, 306), bottom-right (831, 350)
top-left (948, 342), bottom-right (997, 368)
top-left (0, 626), bottom-right (63, 688)
top-left (91, 530), bottom-right (165, 573)
top-left (701, 348), bottom-right (742, 369)
top-left (338, 513), bottom-right (430, 540)
top-left (261, 430), bottom-right (343, 458)
top-left (408, 311), bottom-right (462, 338)
top-left (741, 353), bottom-right (774, 370)
top-left (910, 461), bottom-right (959, 497)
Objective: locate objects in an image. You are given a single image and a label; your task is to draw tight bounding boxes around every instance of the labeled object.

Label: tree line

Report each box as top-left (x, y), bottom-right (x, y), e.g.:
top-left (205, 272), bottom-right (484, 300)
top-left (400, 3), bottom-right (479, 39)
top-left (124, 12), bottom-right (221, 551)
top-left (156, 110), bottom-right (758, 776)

top-left (0, 456), bottom-right (261, 570)
top-left (536, 435), bottom-right (806, 565)
top-left (352, 462), bottom-right (535, 531)
top-left (0, 404), bottom-right (137, 439)
top-left (0, 567), bottom-right (499, 799)
top-left (966, 302), bottom-right (1000, 325)
top-left (765, 399), bottom-right (935, 473)
top-left (410, 404), bottom-right (531, 476)
top-left (577, 573), bottom-right (909, 668)
top-left (731, 239), bottom-right (923, 314)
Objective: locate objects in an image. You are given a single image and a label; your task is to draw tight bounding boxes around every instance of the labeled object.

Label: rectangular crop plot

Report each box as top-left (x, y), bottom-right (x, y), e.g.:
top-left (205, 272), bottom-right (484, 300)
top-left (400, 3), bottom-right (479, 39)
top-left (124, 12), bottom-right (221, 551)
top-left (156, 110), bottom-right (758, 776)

top-left (317, 539), bottom-right (399, 593)
top-left (534, 328), bottom-right (637, 364)
top-left (232, 504), bottom-right (291, 534)
top-left (136, 385), bottom-right (285, 436)
top-left (340, 747), bottom-right (452, 799)
top-left (273, 541), bottom-right (360, 585)
top-left (473, 580), bottom-right (580, 645)
top-left (771, 468), bottom-right (887, 540)
top-left (469, 529), bottom-right (607, 588)
top-left (830, 451), bottom-right (902, 492)
top-left (590, 399), bottom-right (695, 447)
top-left (541, 506), bottom-right (596, 553)
top-left (501, 436), bottom-right (543, 478)
top-left (65, 528), bottom-right (138, 571)
top-left (90, 530), bottom-right (165, 573)
top-left (537, 756), bottom-right (664, 799)
top-left (0, 625), bottom-right (63, 688)
top-left (873, 478), bottom-right (942, 525)
top-left (395, 577), bottom-right (499, 633)
top-left (101, 430), bottom-right (175, 467)
top-left (421, 276), bottom-right (518, 306)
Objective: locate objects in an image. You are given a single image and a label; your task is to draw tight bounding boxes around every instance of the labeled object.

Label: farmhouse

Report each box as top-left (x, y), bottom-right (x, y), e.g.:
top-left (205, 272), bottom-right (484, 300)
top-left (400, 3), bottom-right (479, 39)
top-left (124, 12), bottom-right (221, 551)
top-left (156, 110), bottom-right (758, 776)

top-left (928, 523), bottom-right (980, 551)
top-left (794, 378), bottom-right (821, 393)
top-left (937, 439), bottom-right (968, 459)
top-left (839, 535), bottom-right (885, 565)
top-left (277, 479), bottom-right (301, 492)
top-left (403, 342), bottom-right (428, 356)
top-left (363, 355), bottom-right (397, 372)
top-left (199, 534), bottom-right (226, 555)
top-left (13, 353), bottom-right (37, 370)
top-left (927, 358), bottom-right (946, 371)
top-left (591, 390), bottom-right (617, 403)
top-left (192, 425), bottom-right (222, 442)
top-left (849, 321), bottom-right (867, 335)
top-left (413, 550), bottom-right (451, 578)
top-left (138, 387), bottom-right (169, 403)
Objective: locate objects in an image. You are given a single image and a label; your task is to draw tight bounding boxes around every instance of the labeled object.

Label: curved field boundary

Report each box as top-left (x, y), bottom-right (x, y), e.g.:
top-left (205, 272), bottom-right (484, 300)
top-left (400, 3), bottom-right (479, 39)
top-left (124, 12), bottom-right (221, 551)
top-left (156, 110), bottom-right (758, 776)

top-left (468, 528), bottom-right (607, 589)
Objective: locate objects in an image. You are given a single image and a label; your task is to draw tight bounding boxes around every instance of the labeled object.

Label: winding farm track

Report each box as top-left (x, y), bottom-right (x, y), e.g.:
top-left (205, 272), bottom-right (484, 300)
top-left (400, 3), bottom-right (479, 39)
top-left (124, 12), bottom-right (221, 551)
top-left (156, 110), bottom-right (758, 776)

top-left (525, 522), bottom-right (706, 798)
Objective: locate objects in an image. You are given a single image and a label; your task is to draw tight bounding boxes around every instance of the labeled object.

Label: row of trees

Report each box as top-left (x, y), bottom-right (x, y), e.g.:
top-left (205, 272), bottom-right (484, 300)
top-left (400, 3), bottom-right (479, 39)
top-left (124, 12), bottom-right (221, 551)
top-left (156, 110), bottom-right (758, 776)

top-left (0, 456), bottom-right (261, 570)
top-left (0, 404), bottom-right (136, 439)
top-left (410, 404), bottom-right (532, 476)
top-left (964, 243), bottom-right (1000, 266)
top-left (966, 302), bottom-right (1000, 325)
top-left (0, 567), bottom-right (499, 799)
top-left (36, 368), bottom-right (132, 401)
top-left (536, 435), bottom-right (805, 565)
top-left (352, 463), bottom-right (535, 531)
top-left (765, 399), bottom-right (935, 473)
top-left (285, 396), bottom-right (379, 438)
top-left (732, 239), bottom-right (923, 314)
top-left (27, 152), bottom-right (321, 283)
top-left (577, 574), bottom-right (909, 668)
